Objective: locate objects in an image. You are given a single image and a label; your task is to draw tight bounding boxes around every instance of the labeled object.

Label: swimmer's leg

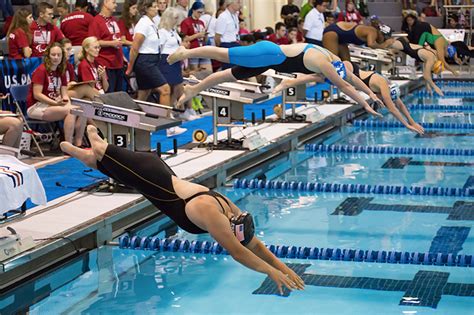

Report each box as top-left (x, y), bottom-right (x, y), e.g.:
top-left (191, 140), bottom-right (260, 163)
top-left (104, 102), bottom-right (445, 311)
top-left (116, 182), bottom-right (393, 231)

top-left (168, 46), bottom-right (230, 65)
top-left (323, 31), bottom-right (339, 56)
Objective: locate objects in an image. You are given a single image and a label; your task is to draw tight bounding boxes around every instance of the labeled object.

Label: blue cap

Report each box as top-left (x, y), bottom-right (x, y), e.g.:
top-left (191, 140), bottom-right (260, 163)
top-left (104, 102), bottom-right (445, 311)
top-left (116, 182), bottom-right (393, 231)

top-left (447, 45), bottom-right (457, 58)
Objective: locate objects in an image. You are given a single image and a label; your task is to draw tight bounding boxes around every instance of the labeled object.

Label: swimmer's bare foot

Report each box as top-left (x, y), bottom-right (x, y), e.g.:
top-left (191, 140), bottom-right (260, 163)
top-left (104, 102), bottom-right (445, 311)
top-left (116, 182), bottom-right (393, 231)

top-left (176, 85), bottom-right (197, 108)
top-left (167, 46), bottom-right (187, 65)
top-left (86, 125), bottom-right (107, 161)
top-left (60, 141), bottom-right (97, 169)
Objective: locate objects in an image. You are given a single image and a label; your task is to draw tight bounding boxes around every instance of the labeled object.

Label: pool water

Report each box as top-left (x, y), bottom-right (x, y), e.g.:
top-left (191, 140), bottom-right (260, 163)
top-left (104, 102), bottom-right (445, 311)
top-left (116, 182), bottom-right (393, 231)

top-left (1, 84), bottom-right (473, 315)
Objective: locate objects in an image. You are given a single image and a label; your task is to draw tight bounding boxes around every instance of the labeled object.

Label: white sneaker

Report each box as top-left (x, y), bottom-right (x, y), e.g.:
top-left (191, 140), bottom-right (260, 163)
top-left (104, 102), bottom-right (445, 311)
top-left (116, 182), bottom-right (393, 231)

top-left (179, 108), bottom-right (200, 121)
top-left (167, 126), bottom-right (187, 137)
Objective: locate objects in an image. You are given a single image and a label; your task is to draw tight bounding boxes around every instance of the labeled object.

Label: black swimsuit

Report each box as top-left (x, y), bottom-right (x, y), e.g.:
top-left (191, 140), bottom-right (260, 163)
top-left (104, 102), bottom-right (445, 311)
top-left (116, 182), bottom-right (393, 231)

top-left (97, 145), bottom-right (230, 234)
top-left (351, 61), bottom-right (376, 86)
top-left (231, 51), bottom-right (314, 80)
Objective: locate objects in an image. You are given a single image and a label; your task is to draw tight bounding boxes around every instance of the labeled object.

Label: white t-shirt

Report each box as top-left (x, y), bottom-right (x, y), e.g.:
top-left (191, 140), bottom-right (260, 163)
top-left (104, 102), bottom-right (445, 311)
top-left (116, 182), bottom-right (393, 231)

top-left (200, 13), bottom-right (216, 37)
top-left (153, 15), bottom-right (160, 27)
top-left (134, 16), bottom-right (160, 54)
top-left (214, 9), bottom-right (239, 43)
top-left (303, 8), bottom-right (325, 41)
top-left (158, 28), bottom-right (182, 55)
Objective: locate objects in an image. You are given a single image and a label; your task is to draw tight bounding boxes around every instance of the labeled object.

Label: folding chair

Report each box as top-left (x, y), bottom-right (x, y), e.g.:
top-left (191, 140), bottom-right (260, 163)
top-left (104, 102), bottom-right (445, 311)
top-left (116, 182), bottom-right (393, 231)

top-left (10, 84), bottom-right (47, 157)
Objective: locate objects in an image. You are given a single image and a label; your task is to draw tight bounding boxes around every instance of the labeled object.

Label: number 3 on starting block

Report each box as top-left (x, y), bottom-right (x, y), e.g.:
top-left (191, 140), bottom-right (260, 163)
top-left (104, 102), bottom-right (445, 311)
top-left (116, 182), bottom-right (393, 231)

top-left (114, 134), bottom-right (127, 147)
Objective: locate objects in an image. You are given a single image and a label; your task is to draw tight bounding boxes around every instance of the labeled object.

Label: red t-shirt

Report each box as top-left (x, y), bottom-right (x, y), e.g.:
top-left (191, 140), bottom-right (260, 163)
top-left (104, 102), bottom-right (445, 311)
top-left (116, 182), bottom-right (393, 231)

top-left (117, 19), bottom-right (134, 42)
top-left (180, 17), bottom-right (206, 49)
top-left (267, 33), bottom-right (289, 45)
top-left (337, 11), bottom-right (363, 24)
top-left (88, 15), bottom-right (123, 69)
top-left (60, 11), bottom-right (94, 46)
top-left (30, 22), bottom-right (65, 57)
top-left (8, 28), bottom-right (29, 59)
top-left (65, 62), bottom-right (76, 83)
top-left (27, 64), bottom-right (68, 107)
top-left (297, 31), bottom-right (304, 43)
top-left (77, 58), bottom-right (105, 91)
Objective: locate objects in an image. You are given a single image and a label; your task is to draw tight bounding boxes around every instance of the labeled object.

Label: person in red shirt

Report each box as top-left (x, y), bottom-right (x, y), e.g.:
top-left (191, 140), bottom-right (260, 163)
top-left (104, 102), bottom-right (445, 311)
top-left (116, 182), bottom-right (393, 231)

top-left (27, 42), bottom-right (86, 147)
top-left (296, 18), bottom-right (305, 43)
top-left (267, 22), bottom-right (289, 45)
top-left (60, 0), bottom-right (94, 47)
top-left (7, 8), bottom-right (33, 59)
top-left (287, 27), bottom-right (299, 44)
top-left (337, 1), bottom-right (364, 24)
top-left (118, 0), bottom-right (139, 47)
top-left (30, 2), bottom-right (65, 57)
top-left (88, 0), bottom-right (124, 92)
top-left (77, 36), bottom-right (109, 94)
top-left (181, 1), bottom-right (212, 73)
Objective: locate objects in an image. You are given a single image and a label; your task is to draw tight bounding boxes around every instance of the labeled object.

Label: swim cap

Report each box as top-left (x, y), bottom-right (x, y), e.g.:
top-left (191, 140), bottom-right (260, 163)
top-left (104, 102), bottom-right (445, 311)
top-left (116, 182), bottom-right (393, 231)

top-left (447, 45), bottom-right (457, 58)
top-left (389, 83), bottom-right (400, 101)
top-left (325, 61), bottom-right (347, 84)
top-left (432, 60), bottom-right (444, 74)
top-left (379, 24), bottom-right (392, 37)
top-left (230, 212), bottom-right (255, 246)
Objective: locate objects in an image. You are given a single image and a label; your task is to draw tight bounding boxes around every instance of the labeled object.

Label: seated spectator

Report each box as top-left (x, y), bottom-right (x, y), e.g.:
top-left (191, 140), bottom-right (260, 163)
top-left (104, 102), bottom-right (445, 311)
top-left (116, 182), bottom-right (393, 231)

top-left (26, 43), bottom-right (86, 147)
top-left (61, 0), bottom-right (94, 56)
top-left (30, 2), bottom-right (65, 57)
top-left (324, 11), bottom-right (335, 26)
top-left (54, 1), bottom-right (69, 28)
top-left (239, 20), bottom-right (250, 35)
top-left (281, 0), bottom-right (300, 28)
top-left (337, 0), bottom-right (364, 24)
top-left (181, 1), bottom-right (212, 74)
top-left (287, 27), bottom-right (299, 44)
top-left (447, 15), bottom-right (462, 29)
top-left (0, 105), bottom-right (22, 149)
top-left (118, 0), bottom-right (139, 47)
top-left (7, 8), bottom-right (33, 59)
top-left (268, 22), bottom-right (289, 45)
top-left (61, 38), bottom-right (99, 101)
top-left (296, 18), bottom-right (305, 42)
top-left (77, 36), bottom-right (109, 94)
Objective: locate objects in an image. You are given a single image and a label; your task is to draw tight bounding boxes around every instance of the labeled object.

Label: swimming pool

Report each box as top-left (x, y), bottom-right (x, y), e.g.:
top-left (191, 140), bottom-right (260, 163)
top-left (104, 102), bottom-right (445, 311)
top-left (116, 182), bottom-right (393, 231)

top-left (1, 83), bottom-right (473, 314)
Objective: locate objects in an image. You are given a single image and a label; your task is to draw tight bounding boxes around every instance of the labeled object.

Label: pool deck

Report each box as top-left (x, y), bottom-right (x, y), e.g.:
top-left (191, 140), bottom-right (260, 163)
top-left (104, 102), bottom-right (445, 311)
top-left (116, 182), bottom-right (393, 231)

top-left (0, 72), bottom-right (432, 290)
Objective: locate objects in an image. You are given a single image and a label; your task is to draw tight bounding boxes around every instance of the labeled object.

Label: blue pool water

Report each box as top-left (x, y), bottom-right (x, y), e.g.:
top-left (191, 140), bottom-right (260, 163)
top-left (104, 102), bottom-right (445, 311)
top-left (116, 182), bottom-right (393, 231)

top-left (1, 85), bottom-right (473, 314)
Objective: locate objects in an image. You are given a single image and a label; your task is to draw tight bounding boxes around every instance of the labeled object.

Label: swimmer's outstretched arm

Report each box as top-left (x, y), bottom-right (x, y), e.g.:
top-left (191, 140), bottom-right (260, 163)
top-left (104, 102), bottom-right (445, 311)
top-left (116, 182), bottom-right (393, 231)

top-left (186, 200), bottom-right (304, 295)
top-left (395, 98), bottom-right (424, 134)
top-left (378, 81), bottom-right (423, 134)
top-left (318, 62), bottom-right (382, 117)
top-left (273, 74), bottom-right (323, 94)
top-left (344, 68), bottom-right (384, 107)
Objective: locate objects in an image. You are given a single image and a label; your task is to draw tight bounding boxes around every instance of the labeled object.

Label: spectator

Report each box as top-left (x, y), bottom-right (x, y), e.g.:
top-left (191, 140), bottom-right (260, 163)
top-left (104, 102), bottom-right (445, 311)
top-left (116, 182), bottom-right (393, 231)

top-left (300, 0), bottom-right (313, 19)
top-left (118, 0), bottom-right (139, 47)
top-left (27, 42), bottom-right (86, 147)
top-left (0, 109), bottom-right (22, 148)
top-left (54, 1), bottom-right (69, 28)
top-left (296, 18), bottom-right (305, 42)
top-left (324, 11), bottom-right (335, 26)
top-left (89, 0), bottom-right (124, 92)
top-left (215, 0), bottom-right (241, 69)
top-left (337, 0), bottom-right (364, 24)
top-left (0, 0), bottom-right (13, 22)
top-left (447, 15), bottom-right (462, 29)
top-left (61, 38), bottom-right (98, 101)
top-left (159, 7), bottom-right (197, 123)
top-left (287, 27), bottom-right (299, 44)
top-left (303, 0), bottom-right (327, 46)
top-left (181, 1), bottom-right (212, 74)
top-left (61, 0), bottom-right (94, 55)
top-left (30, 2), bottom-right (65, 57)
top-left (216, 0), bottom-right (226, 18)
top-left (154, 0), bottom-right (168, 25)
top-left (268, 22), bottom-right (289, 45)
top-left (78, 36), bottom-right (109, 94)
top-left (7, 8), bottom-right (33, 59)
top-left (281, 0), bottom-right (300, 28)
top-left (239, 20), bottom-right (250, 35)
top-left (175, 0), bottom-right (189, 26)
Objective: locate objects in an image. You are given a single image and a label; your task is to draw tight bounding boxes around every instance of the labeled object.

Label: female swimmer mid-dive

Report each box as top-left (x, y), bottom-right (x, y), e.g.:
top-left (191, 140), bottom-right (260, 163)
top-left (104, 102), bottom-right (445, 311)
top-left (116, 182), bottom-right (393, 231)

top-left (167, 41), bottom-right (383, 117)
top-left (61, 125), bottom-right (305, 295)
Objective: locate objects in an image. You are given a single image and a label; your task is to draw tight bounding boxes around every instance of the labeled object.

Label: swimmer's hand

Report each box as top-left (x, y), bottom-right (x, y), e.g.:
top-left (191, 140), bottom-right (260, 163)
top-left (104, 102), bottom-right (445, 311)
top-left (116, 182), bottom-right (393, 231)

top-left (363, 103), bottom-right (383, 118)
top-left (433, 85), bottom-right (444, 97)
top-left (408, 122), bottom-right (425, 135)
top-left (273, 79), bottom-right (291, 94)
top-left (369, 93), bottom-right (384, 108)
top-left (268, 268), bottom-right (302, 295)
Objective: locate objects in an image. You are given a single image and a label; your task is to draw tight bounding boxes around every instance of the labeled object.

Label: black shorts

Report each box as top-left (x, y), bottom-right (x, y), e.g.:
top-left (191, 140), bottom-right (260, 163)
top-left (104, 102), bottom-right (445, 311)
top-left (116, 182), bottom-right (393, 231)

top-left (159, 54), bottom-right (184, 85)
top-left (134, 54), bottom-right (167, 90)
